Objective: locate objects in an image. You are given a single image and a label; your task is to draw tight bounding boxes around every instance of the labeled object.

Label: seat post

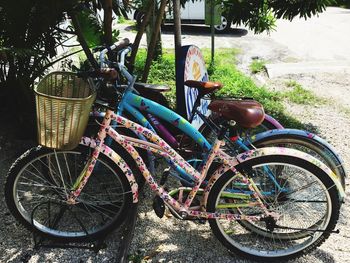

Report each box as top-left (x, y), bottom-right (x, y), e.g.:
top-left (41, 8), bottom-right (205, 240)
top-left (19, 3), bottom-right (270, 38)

top-left (188, 91), bottom-right (205, 123)
top-left (218, 122), bottom-right (228, 140)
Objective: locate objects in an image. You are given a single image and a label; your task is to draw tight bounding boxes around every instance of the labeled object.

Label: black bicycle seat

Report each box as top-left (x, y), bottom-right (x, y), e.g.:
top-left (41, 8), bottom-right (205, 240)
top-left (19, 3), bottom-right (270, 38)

top-left (134, 82), bottom-right (170, 93)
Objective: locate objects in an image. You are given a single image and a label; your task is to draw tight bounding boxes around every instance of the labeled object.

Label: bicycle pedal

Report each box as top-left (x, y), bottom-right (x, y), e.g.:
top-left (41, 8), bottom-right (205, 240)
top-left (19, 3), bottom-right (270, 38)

top-left (160, 167), bottom-right (170, 185)
top-left (152, 196), bottom-right (165, 218)
top-left (196, 219), bottom-right (206, 224)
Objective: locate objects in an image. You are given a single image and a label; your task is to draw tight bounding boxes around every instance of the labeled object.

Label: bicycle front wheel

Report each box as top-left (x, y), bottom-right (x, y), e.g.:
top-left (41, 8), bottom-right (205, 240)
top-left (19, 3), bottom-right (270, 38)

top-left (5, 145), bottom-right (133, 241)
top-left (207, 155), bottom-right (340, 261)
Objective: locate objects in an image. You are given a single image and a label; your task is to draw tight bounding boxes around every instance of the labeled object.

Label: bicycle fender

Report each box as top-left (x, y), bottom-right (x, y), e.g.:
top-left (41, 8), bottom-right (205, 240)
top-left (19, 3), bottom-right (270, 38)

top-left (249, 128), bottom-right (347, 178)
top-left (237, 147), bottom-right (346, 200)
top-left (202, 147), bottom-right (345, 208)
top-left (80, 136), bottom-right (139, 203)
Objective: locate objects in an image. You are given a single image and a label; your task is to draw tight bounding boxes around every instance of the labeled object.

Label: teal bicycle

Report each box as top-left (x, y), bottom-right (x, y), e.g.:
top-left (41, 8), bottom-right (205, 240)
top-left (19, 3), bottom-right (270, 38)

top-left (85, 39), bottom-right (346, 190)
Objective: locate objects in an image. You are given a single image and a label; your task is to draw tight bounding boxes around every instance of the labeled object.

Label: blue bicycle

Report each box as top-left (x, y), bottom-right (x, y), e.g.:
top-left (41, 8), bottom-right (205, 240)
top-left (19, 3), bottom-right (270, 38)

top-left (85, 39), bottom-right (346, 190)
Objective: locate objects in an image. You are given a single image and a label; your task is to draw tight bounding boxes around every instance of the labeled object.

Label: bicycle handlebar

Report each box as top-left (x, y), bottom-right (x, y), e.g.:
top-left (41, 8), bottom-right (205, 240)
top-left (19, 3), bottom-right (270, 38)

top-left (119, 47), bottom-right (132, 67)
top-left (99, 38), bottom-right (130, 68)
top-left (77, 68), bottom-right (118, 80)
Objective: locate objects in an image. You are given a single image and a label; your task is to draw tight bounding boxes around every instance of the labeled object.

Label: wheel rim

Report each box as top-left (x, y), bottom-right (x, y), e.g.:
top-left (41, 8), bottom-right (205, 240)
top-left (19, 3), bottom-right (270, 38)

top-left (13, 150), bottom-right (128, 238)
top-left (214, 16), bottom-right (228, 31)
top-left (214, 163), bottom-right (332, 258)
top-left (255, 138), bottom-right (345, 189)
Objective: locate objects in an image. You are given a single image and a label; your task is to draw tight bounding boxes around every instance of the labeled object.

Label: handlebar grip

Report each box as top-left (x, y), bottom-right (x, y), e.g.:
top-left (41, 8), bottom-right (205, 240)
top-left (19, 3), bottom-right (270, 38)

top-left (102, 38), bottom-right (130, 54)
top-left (94, 38), bottom-right (130, 54)
top-left (99, 38), bottom-right (131, 66)
top-left (111, 38), bottom-right (130, 51)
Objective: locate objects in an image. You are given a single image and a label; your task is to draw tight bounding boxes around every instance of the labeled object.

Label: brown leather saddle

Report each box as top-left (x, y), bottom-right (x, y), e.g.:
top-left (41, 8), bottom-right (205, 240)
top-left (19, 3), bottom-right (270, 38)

top-left (184, 80), bottom-right (223, 95)
top-left (208, 99), bottom-right (265, 128)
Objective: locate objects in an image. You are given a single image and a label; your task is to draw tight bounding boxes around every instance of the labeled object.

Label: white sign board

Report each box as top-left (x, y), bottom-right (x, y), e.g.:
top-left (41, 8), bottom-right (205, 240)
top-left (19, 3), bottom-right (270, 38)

top-left (183, 46), bottom-right (211, 129)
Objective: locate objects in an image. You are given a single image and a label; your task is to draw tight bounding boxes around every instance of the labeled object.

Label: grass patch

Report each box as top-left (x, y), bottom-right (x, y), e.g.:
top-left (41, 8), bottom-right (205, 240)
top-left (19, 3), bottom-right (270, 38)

top-left (339, 106), bottom-right (350, 118)
top-left (118, 16), bottom-right (135, 25)
top-left (249, 59), bottom-right (266, 74)
top-left (134, 49), bottom-right (177, 107)
top-left (284, 80), bottom-right (325, 105)
top-left (335, 0), bottom-right (350, 8)
top-left (134, 49), bottom-right (304, 129)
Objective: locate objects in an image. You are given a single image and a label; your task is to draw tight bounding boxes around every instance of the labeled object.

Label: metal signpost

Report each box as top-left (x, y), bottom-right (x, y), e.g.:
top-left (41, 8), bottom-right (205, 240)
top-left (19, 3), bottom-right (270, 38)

top-left (205, 0), bottom-right (221, 65)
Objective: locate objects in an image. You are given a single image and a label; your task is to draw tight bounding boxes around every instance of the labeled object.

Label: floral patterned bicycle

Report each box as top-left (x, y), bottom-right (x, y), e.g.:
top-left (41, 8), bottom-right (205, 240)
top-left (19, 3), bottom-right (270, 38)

top-left (4, 40), bottom-right (344, 261)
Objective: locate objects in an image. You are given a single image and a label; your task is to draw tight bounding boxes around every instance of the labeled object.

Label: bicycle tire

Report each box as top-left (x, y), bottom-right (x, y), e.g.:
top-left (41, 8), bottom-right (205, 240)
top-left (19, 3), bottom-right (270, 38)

top-left (199, 116), bottom-right (346, 190)
top-left (5, 145), bottom-right (133, 241)
top-left (207, 155), bottom-right (340, 261)
top-left (253, 134), bottom-right (346, 189)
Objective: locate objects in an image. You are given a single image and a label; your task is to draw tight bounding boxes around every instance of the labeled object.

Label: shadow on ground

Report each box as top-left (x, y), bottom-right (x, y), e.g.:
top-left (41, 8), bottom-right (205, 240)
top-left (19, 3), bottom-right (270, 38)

top-left (124, 24), bottom-right (248, 38)
top-left (128, 205), bottom-right (337, 263)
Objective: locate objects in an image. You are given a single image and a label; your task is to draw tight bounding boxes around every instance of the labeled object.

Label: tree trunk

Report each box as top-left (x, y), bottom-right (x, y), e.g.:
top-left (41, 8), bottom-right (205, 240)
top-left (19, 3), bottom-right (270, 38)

top-left (70, 12), bottom-right (99, 70)
top-left (141, 0), bottom-right (168, 82)
top-left (173, 0), bottom-right (182, 54)
top-left (146, 3), bottom-right (162, 61)
top-left (174, 0), bottom-right (183, 115)
top-left (129, 0), bottom-right (155, 72)
top-left (102, 0), bottom-right (113, 46)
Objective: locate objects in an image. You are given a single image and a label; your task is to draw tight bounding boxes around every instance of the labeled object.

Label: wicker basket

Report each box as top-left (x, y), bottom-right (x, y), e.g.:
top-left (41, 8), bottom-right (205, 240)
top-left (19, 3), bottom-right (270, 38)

top-left (34, 72), bottom-right (96, 150)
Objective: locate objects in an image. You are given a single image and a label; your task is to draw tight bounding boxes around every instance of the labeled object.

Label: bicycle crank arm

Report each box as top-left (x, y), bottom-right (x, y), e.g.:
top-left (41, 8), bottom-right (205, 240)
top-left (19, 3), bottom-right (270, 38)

top-left (275, 225), bottom-right (340, 234)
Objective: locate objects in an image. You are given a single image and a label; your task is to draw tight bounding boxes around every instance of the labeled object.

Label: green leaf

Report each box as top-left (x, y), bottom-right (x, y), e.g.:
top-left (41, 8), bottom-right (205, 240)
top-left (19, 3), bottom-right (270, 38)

top-left (76, 10), bottom-right (104, 47)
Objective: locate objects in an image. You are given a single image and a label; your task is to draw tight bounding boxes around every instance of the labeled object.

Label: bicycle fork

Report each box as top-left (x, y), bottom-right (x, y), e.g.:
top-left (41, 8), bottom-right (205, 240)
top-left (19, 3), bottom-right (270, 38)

top-left (67, 110), bottom-right (114, 204)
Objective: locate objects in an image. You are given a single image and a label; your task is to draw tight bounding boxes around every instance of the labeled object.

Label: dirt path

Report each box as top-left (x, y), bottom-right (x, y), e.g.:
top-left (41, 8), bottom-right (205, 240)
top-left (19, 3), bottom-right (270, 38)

top-left (266, 72), bottom-right (350, 262)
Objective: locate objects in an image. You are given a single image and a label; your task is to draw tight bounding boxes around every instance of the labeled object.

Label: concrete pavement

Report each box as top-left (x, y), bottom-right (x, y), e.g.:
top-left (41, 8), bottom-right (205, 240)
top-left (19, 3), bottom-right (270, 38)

top-left (268, 7), bottom-right (350, 61)
top-left (119, 7), bottom-right (350, 77)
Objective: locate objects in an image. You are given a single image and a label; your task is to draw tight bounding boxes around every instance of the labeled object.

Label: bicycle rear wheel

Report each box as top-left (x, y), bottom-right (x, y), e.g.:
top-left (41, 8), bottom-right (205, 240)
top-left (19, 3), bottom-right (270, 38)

top-left (253, 134), bottom-right (346, 189)
top-left (5, 145), bottom-right (133, 241)
top-left (207, 155), bottom-right (340, 261)
top-left (199, 116), bottom-right (346, 189)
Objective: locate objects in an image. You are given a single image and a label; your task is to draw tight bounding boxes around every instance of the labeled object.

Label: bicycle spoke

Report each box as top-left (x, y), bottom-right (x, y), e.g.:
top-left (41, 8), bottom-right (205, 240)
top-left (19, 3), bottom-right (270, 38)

top-left (77, 201), bottom-right (118, 220)
top-left (25, 164), bottom-right (60, 190)
top-left (37, 158), bottom-right (62, 186)
top-left (53, 150), bottom-right (69, 199)
top-left (18, 177), bottom-right (65, 191)
top-left (17, 191), bottom-right (66, 203)
top-left (63, 152), bottom-right (74, 187)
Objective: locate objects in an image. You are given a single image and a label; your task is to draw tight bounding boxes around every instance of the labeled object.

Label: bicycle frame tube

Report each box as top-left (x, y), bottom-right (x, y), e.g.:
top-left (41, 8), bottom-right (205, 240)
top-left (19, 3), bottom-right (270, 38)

top-left (109, 113), bottom-right (269, 218)
top-left (109, 90), bottom-right (286, 192)
top-left (264, 114), bottom-right (284, 129)
top-left (146, 113), bottom-right (180, 149)
top-left (114, 90), bottom-right (213, 184)
top-left (70, 110), bottom-right (269, 220)
top-left (117, 87), bottom-right (180, 148)
top-left (123, 103), bottom-right (155, 132)
top-left (124, 92), bottom-right (211, 151)
top-left (80, 136), bottom-right (139, 202)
